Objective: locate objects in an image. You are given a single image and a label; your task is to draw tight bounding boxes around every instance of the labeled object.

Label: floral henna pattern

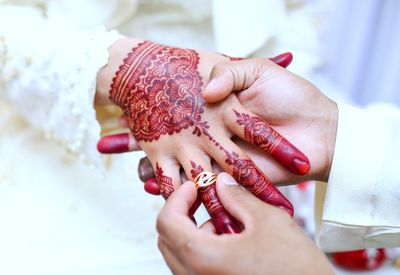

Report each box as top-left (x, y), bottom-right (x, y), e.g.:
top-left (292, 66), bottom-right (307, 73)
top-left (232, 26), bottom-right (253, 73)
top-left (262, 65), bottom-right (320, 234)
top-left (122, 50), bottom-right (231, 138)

top-left (225, 152), bottom-right (293, 215)
top-left (234, 110), bottom-right (310, 175)
top-left (155, 162), bottom-right (174, 199)
top-left (110, 41), bottom-right (204, 142)
top-left (190, 161), bottom-right (204, 179)
top-left (234, 110), bottom-right (281, 154)
top-left (109, 40), bottom-right (294, 214)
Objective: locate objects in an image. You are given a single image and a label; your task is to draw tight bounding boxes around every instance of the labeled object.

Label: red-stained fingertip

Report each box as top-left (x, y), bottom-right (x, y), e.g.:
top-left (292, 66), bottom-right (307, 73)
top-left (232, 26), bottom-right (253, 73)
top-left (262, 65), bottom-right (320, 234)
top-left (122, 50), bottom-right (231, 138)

top-left (144, 178), bottom-right (161, 195)
top-left (270, 52), bottom-right (293, 68)
top-left (292, 158), bottom-right (310, 175)
top-left (97, 133), bottom-right (130, 154)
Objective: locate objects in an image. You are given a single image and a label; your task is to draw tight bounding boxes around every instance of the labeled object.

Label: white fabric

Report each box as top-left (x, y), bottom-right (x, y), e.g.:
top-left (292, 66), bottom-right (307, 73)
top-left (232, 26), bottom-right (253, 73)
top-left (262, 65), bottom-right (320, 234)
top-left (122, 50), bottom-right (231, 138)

top-left (212, 0), bottom-right (285, 57)
top-left (316, 102), bottom-right (400, 252)
top-left (0, 5), bottom-right (123, 170)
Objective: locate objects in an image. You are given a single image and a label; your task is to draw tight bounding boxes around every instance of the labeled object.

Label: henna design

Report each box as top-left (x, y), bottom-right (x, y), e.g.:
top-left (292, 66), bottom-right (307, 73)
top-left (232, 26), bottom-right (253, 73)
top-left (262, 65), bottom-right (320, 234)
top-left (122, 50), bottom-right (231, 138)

top-left (109, 40), bottom-right (295, 214)
top-left (155, 162), bottom-right (174, 199)
top-left (199, 184), bottom-right (242, 234)
top-left (225, 152), bottom-right (293, 215)
top-left (193, 167), bottom-right (242, 234)
top-left (110, 41), bottom-right (204, 142)
top-left (190, 160), bottom-right (204, 179)
top-left (235, 110), bottom-right (281, 154)
top-left (234, 110), bottom-right (310, 175)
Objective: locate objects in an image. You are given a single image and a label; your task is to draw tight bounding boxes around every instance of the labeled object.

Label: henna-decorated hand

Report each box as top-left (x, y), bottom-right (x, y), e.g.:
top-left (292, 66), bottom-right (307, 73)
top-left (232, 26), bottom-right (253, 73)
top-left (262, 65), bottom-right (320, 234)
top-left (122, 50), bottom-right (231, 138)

top-left (97, 38), bottom-right (310, 216)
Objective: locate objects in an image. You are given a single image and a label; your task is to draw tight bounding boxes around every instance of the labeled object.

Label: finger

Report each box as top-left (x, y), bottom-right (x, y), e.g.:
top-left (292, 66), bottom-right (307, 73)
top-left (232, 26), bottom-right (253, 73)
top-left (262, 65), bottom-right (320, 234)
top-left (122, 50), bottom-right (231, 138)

top-left (203, 58), bottom-right (277, 103)
top-left (215, 172), bottom-right (268, 225)
top-left (158, 237), bottom-right (186, 275)
top-left (198, 220), bottom-right (217, 234)
top-left (151, 157), bottom-right (181, 200)
top-left (157, 181), bottom-right (198, 244)
top-left (138, 156), bottom-right (156, 182)
top-left (227, 52), bottom-right (293, 68)
top-left (225, 107), bottom-right (310, 175)
top-left (269, 52), bottom-right (293, 68)
top-left (178, 154), bottom-right (241, 234)
top-left (144, 178), bottom-right (161, 195)
top-left (97, 133), bottom-right (140, 154)
top-left (205, 135), bottom-right (294, 216)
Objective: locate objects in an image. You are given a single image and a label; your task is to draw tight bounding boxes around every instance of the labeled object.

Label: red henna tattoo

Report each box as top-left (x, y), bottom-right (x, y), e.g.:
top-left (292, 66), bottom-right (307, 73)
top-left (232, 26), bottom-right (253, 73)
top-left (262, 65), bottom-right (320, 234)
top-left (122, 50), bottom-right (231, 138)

top-left (234, 110), bottom-right (310, 175)
top-left (110, 41), bottom-right (204, 142)
top-left (155, 162), bottom-right (174, 199)
top-left (109, 40), bottom-right (296, 215)
top-left (225, 152), bottom-right (294, 216)
top-left (199, 184), bottom-right (242, 234)
top-left (193, 168), bottom-right (242, 234)
top-left (235, 110), bottom-right (281, 154)
top-left (190, 160), bottom-right (204, 179)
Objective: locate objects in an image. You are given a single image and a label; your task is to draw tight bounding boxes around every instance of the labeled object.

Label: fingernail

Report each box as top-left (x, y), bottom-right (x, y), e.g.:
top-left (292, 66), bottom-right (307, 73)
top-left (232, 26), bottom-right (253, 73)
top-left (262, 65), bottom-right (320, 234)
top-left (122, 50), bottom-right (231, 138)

top-left (97, 133), bottom-right (130, 154)
top-left (218, 172), bottom-right (238, 185)
top-left (292, 158), bottom-right (310, 175)
top-left (144, 178), bottom-right (161, 195)
top-left (270, 52), bottom-right (293, 68)
top-left (138, 157), bottom-right (155, 182)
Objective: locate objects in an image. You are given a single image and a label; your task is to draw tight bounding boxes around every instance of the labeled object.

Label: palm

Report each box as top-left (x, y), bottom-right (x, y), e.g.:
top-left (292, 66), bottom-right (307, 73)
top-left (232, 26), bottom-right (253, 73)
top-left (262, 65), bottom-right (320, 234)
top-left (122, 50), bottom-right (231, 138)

top-left (235, 67), bottom-right (337, 184)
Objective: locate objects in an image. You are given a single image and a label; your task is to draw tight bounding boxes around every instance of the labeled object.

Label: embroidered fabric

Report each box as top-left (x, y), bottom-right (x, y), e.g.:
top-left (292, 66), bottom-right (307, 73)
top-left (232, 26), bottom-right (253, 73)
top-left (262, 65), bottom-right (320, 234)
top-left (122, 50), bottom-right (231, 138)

top-left (0, 5), bottom-right (123, 170)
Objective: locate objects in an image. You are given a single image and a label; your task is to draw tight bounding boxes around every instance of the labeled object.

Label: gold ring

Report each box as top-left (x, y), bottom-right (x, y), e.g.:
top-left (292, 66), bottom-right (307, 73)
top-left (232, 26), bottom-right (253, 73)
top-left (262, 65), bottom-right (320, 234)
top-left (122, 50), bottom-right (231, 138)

top-left (194, 171), bottom-right (216, 189)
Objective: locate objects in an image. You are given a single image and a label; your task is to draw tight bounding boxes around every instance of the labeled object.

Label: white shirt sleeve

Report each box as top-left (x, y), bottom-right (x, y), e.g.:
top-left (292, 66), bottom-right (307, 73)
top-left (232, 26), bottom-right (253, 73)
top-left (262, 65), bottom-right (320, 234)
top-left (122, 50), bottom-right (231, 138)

top-left (0, 5), bottom-right (123, 170)
top-left (315, 102), bottom-right (400, 252)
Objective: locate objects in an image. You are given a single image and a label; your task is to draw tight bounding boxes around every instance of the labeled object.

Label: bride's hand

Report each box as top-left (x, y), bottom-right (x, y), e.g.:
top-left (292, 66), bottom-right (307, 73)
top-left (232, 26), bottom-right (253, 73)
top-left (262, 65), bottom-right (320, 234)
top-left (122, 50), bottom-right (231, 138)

top-left (96, 38), bottom-right (310, 215)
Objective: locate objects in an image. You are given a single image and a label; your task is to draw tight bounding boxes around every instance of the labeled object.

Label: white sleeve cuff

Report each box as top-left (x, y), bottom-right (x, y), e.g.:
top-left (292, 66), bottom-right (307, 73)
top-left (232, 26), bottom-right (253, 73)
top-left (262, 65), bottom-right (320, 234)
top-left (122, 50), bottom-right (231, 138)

top-left (315, 103), bottom-right (400, 252)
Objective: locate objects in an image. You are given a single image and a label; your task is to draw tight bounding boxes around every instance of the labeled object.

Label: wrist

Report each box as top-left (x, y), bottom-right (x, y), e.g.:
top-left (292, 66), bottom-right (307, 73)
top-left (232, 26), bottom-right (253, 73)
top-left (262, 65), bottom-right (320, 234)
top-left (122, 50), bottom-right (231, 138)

top-left (95, 38), bottom-right (143, 105)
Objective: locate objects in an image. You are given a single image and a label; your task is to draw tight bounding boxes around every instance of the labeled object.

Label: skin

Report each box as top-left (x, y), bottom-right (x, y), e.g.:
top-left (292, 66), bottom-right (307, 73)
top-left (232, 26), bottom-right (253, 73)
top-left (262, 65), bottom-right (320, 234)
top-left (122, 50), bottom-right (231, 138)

top-left (101, 56), bottom-right (338, 191)
top-left (156, 173), bottom-right (334, 275)
top-left (96, 38), bottom-right (311, 215)
top-left (97, 51), bottom-right (340, 272)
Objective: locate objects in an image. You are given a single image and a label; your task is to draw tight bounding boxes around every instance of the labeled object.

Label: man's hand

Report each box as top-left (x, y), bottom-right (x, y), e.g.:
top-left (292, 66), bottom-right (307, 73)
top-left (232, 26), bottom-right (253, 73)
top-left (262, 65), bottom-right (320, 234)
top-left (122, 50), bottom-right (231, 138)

top-left (157, 173), bottom-right (333, 275)
top-left (203, 59), bottom-right (338, 183)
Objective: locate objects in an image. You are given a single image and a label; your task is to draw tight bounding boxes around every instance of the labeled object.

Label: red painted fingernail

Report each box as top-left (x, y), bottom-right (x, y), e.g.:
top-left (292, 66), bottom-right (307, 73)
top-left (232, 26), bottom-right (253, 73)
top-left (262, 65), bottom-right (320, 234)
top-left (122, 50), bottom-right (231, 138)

top-left (144, 178), bottom-right (161, 195)
top-left (292, 158), bottom-right (310, 175)
top-left (270, 52), bottom-right (293, 68)
top-left (279, 205), bottom-right (294, 216)
top-left (97, 133), bottom-right (130, 154)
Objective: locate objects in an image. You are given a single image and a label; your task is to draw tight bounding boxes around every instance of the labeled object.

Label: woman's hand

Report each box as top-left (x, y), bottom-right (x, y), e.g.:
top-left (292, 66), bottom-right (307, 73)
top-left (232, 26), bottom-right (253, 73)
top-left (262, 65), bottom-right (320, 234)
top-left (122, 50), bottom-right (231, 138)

top-left (96, 38), bottom-right (310, 215)
top-left (102, 55), bottom-right (337, 193)
top-left (156, 173), bottom-right (334, 275)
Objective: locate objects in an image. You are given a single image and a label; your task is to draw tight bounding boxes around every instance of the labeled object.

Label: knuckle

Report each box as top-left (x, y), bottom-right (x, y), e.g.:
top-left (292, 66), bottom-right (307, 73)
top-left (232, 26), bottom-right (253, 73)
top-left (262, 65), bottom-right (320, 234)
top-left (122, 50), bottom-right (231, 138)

top-left (210, 61), bottom-right (227, 78)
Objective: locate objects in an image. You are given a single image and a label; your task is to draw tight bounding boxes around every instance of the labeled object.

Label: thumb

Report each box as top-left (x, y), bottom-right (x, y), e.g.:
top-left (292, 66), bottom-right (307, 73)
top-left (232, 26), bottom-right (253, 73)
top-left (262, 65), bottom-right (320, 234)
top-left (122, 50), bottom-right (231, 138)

top-left (203, 54), bottom-right (291, 103)
top-left (216, 173), bottom-right (270, 225)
